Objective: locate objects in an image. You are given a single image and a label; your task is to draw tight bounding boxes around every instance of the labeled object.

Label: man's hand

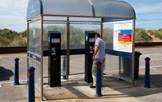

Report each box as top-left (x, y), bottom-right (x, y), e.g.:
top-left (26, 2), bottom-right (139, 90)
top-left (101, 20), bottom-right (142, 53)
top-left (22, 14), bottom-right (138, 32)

top-left (93, 45), bottom-right (100, 60)
top-left (92, 55), bottom-right (95, 60)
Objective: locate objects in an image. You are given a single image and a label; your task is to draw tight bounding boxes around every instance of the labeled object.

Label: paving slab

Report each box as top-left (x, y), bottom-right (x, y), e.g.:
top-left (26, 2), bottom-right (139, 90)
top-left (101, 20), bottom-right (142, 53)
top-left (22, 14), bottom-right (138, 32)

top-left (0, 83), bottom-right (27, 102)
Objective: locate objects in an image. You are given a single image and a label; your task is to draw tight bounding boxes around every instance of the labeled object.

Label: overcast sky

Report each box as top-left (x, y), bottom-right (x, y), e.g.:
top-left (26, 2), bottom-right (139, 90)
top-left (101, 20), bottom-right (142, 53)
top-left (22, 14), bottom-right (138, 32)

top-left (0, 0), bottom-right (28, 32)
top-left (0, 0), bottom-right (162, 32)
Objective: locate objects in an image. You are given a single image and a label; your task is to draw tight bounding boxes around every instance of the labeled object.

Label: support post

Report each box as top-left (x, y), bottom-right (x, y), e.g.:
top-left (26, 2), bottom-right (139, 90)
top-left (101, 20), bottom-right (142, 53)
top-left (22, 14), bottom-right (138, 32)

top-left (66, 17), bottom-right (70, 79)
top-left (96, 61), bottom-right (102, 97)
top-left (62, 56), bottom-right (67, 79)
top-left (144, 57), bottom-right (151, 88)
top-left (14, 58), bottom-right (19, 85)
top-left (28, 67), bottom-right (35, 102)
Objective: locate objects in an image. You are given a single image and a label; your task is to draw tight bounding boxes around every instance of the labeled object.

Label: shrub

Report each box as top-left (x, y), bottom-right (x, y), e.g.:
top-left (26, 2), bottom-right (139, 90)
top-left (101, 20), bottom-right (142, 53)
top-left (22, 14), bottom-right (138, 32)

top-left (135, 28), bottom-right (152, 42)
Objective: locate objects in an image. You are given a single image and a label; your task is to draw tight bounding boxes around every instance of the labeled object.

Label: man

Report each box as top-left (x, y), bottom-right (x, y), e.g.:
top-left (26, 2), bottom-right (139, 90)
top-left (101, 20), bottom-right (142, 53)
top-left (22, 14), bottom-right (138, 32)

top-left (90, 33), bottom-right (106, 88)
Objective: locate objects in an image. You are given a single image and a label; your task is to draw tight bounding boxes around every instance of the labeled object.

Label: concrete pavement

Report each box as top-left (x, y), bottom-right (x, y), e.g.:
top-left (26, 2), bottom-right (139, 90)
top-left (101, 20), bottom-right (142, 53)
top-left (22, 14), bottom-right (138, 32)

top-left (0, 82), bottom-right (27, 102)
top-left (1, 73), bottom-right (162, 102)
top-left (0, 47), bottom-right (162, 102)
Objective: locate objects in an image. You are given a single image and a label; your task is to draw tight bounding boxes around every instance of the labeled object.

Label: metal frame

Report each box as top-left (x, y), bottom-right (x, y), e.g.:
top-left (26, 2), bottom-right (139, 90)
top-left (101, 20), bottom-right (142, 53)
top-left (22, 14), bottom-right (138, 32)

top-left (132, 19), bottom-right (136, 85)
top-left (40, 15), bottom-right (44, 100)
top-left (100, 18), bottom-right (103, 37)
top-left (66, 17), bottom-right (70, 79)
top-left (43, 14), bottom-right (134, 20)
top-left (27, 22), bottom-right (30, 84)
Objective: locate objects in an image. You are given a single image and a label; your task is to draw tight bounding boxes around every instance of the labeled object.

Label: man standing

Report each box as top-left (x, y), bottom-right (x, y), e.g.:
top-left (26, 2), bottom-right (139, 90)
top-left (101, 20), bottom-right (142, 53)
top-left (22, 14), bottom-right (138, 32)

top-left (90, 33), bottom-right (106, 88)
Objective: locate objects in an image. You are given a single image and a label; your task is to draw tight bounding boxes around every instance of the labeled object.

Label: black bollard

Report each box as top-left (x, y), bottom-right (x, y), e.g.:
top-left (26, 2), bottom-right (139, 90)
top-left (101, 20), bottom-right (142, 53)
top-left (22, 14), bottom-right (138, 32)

top-left (28, 67), bottom-right (35, 102)
top-left (14, 58), bottom-right (19, 85)
top-left (144, 57), bottom-right (151, 88)
top-left (96, 61), bottom-right (102, 97)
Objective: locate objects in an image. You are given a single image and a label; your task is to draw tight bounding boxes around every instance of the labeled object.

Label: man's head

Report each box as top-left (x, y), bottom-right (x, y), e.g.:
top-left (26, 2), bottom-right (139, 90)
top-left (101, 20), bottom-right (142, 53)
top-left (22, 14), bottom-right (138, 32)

top-left (95, 33), bottom-right (101, 39)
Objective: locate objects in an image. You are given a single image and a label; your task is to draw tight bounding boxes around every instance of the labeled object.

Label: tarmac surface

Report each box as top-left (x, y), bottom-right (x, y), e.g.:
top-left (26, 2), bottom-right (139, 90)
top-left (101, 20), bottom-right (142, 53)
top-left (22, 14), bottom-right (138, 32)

top-left (0, 46), bottom-right (162, 102)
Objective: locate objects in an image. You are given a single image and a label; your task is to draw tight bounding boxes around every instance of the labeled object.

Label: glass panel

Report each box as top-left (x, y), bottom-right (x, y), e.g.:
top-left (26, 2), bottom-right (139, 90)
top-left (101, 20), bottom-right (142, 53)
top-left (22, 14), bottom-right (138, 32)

top-left (103, 22), bottom-right (113, 49)
top-left (120, 57), bottom-right (132, 81)
top-left (27, 0), bottom-right (41, 19)
top-left (28, 57), bottom-right (41, 97)
top-left (70, 55), bottom-right (84, 75)
top-left (28, 21), bottom-right (41, 55)
top-left (69, 24), bottom-right (100, 49)
top-left (43, 23), bottom-right (66, 50)
top-left (28, 20), bottom-right (42, 97)
top-left (42, 0), bottom-right (92, 16)
top-left (104, 55), bottom-right (119, 77)
top-left (69, 17), bottom-right (101, 49)
top-left (69, 17), bottom-right (101, 75)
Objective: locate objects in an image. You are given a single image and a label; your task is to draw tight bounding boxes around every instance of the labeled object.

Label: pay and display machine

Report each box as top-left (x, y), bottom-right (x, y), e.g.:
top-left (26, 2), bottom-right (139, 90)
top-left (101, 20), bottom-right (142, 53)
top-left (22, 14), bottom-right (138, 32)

top-left (85, 31), bottom-right (96, 83)
top-left (48, 31), bottom-right (61, 87)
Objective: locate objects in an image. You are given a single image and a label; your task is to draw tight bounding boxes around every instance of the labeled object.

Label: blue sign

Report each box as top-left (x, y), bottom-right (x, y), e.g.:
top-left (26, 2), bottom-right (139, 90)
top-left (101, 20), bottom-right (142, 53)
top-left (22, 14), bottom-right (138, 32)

top-left (119, 30), bottom-right (132, 35)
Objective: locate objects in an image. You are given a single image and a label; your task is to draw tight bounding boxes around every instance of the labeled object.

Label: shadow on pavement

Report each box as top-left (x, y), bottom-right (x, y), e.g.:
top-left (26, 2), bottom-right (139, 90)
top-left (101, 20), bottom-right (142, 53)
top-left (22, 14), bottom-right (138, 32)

top-left (0, 66), bottom-right (13, 81)
top-left (103, 74), bottom-right (162, 98)
top-left (43, 81), bottom-right (90, 100)
top-left (149, 74), bottom-right (162, 88)
top-left (42, 74), bottom-right (162, 101)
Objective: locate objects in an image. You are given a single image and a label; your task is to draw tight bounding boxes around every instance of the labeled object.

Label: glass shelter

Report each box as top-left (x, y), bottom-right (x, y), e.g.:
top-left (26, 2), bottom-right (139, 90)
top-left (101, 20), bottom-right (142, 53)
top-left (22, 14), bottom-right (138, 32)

top-left (27, 0), bottom-right (136, 100)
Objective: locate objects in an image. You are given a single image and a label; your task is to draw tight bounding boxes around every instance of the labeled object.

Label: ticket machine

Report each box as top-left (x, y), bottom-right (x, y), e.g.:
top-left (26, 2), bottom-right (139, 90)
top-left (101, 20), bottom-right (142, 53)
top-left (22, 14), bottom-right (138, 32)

top-left (48, 31), bottom-right (61, 87)
top-left (85, 31), bottom-right (96, 83)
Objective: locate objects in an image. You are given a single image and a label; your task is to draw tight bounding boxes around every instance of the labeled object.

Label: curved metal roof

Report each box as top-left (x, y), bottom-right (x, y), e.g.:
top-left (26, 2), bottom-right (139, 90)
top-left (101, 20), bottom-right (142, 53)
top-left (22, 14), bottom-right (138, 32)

top-left (27, 0), bottom-right (136, 21)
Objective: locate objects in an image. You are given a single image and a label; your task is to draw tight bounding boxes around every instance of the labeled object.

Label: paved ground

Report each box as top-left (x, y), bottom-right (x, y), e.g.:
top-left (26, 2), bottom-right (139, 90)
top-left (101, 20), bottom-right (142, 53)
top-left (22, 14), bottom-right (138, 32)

top-left (0, 82), bottom-right (27, 102)
top-left (0, 47), bottom-right (162, 102)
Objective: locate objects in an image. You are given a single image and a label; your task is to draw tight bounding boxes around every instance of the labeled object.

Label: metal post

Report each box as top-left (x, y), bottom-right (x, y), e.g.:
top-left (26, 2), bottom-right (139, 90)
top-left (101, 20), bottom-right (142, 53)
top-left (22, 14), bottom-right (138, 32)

top-left (14, 58), bottom-right (19, 85)
top-left (119, 56), bottom-right (122, 77)
top-left (132, 19), bottom-right (136, 85)
top-left (28, 66), bottom-right (35, 102)
top-left (144, 57), bottom-right (151, 88)
top-left (62, 56), bottom-right (67, 79)
top-left (96, 61), bottom-right (102, 97)
top-left (66, 17), bottom-right (70, 79)
top-left (27, 22), bottom-right (30, 84)
top-left (40, 16), bottom-right (44, 101)
top-left (100, 18), bottom-right (103, 37)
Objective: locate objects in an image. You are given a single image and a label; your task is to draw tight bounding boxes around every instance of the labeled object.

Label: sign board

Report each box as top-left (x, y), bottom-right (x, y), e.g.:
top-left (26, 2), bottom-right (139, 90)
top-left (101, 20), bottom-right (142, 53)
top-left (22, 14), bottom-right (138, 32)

top-left (113, 22), bottom-right (133, 52)
top-left (51, 38), bottom-right (60, 43)
top-left (89, 38), bottom-right (95, 42)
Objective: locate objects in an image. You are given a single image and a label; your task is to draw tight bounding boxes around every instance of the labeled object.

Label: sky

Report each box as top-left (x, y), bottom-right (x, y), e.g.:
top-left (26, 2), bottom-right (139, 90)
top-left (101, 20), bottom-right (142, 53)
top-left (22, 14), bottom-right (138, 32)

top-left (123, 0), bottom-right (162, 30)
top-left (0, 0), bottom-right (162, 32)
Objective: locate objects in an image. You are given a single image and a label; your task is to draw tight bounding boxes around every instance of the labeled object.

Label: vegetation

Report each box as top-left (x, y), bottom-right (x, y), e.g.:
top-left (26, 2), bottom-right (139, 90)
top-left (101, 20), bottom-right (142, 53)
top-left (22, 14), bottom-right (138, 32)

top-left (147, 28), bottom-right (162, 40)
top-left (0, 29), bottom-right (27, 47)
top-left (0, 27), bottom-right (162, 47)
top-left (135, 28), bottom-right (153, 42)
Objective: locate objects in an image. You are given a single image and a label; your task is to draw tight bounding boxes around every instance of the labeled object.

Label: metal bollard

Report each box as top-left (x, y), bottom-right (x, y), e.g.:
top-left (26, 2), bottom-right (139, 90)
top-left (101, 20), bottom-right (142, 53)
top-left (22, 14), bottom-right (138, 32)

top-left (14, 58), bottom-right (19, 85)
top-left (28, 67), bottom-right (35, 102)
top-left (144, 57), bottom-right (151, 88)
top-left (96, 61), bottom-right (102, 97)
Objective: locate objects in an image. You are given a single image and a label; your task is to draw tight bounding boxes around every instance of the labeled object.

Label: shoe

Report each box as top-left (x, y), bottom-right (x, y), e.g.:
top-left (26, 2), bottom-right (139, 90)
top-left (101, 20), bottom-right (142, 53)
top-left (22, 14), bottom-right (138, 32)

top-left (90, 85), bottom-right (96, 88)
